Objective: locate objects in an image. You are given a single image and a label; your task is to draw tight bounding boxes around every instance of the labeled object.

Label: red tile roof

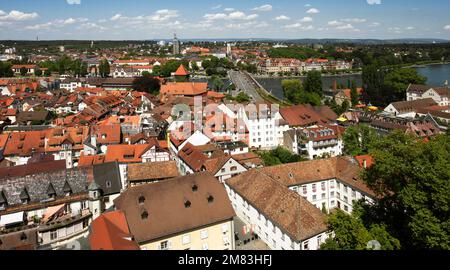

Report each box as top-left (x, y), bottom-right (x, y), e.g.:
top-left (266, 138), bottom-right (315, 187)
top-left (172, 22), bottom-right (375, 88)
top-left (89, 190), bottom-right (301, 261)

top-left (89, 210), bottom-right (140, 250)
top-left (174, 64), bottom-right (190, 76)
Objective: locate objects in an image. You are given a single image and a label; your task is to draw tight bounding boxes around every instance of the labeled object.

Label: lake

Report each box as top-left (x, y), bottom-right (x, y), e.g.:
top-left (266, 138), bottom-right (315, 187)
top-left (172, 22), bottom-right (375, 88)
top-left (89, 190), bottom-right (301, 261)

top-left (255, 64), bottom-right (450, 100)
top-left (413, 63), bottom-right (450, 86)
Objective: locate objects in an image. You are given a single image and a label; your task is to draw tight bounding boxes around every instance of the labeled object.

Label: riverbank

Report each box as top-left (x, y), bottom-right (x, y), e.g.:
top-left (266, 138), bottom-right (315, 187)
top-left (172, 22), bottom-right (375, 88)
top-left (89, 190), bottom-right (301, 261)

top-left (253, 71), bottom-right (362, 79)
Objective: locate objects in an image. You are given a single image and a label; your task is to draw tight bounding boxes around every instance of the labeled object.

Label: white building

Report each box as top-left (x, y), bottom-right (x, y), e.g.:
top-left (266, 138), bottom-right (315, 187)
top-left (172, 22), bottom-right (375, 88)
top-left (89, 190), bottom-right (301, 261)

top-left (406, 84), bottom-right (450, 106)
top-left (224, 157), bottom-right (376, 250)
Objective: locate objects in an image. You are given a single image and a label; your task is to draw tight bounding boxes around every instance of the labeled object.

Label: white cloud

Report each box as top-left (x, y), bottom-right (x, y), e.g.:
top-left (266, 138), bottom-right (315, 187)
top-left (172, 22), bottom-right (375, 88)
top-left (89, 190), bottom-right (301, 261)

top-left (224, 8), bottom-right (235, 12)
top-left (305, 4), bottom-right (311, 7)
top-left (306, 8), bottom-right (320, 14)
top-left (405, 26), bottom-right (415, 30)
top-left (252, 4), bottom-right (273, 12)
top-left (0, 10), bottom-right (39, 21)
top-left (26, 22), bottom-right (53, 30)
top-left (148, 9), bottom-right (179, 22)
top-left (274, 15), bottom-right (290, 21)
top-left (341, 18), bottom-right (367, 23)
top-left (284, 23), bottom-right (314, 30)
top-left (300, 17), bottom-right (313, 23)
top-left (67, 0), bottom-right (81, 4)
top-left (204, 11), bottom-right (258, 21)
top-left (211, 4), bottom-right (222, 10)
top-left (328, 20), bottom-right (344, 26)
top-left (369, 22), bottom-right (381, 27)
top-left (367, 0), bottom-right (381, 5)
top-left (336, 24), bottom-right (355, 30)
top-left (444, 25), bottom-right (450, 30)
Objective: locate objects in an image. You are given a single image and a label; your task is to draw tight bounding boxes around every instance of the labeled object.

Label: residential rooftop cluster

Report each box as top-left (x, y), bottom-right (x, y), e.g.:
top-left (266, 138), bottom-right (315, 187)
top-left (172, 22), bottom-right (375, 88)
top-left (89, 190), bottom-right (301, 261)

top-left (0, 36), bottom-right (449, 251)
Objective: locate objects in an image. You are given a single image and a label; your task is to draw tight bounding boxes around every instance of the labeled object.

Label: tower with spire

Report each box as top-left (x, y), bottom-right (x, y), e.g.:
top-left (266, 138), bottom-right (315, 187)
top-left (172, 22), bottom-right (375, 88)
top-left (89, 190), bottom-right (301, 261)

top-left (173, 33), bottom-right (181, 55)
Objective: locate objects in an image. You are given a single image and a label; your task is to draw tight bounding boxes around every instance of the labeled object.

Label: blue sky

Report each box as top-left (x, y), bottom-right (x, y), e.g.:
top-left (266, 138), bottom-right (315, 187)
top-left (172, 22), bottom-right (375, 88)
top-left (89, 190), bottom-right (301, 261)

top-left (0, 0), bottom-right (450, 40)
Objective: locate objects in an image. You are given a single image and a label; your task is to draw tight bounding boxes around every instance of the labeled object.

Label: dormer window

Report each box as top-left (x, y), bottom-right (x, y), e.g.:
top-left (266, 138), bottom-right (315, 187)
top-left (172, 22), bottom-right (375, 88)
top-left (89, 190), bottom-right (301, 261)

top-left (138, 196), bottom-right (145, 205)
top-left (141, 210), bottom-right (148, 220)
top-left (184, 200), bottom-right (191, 208)
top-left (207, 195), bottom-right (214, 203)
top-left (63, 181), bottom-right (72, 196)
top-left (20, 188), bottom-right (30, 204)
top-left (47, 183), bottom-right (57, 199)
top-left (20, 233), bottom-right (27, 242)
top-left (192, 184), bottom-right (198, 192)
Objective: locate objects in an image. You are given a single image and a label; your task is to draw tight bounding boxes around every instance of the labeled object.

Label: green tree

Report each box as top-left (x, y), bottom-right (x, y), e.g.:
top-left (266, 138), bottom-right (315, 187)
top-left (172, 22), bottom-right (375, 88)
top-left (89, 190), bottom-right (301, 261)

top-left (362, 133), bottom-right (450, 249)
top-left (234, 92), bottom-right (251, 103)
top-left (362, 64), bottom-right (387, 106)
top-left (44, 69), bottom-right (51, 77)
top-left (383, 68), bottom-right (427, 101)
top-left (99, 59), bottom-right (110, 77)
top-left (132, 74), bottom-right (160, 95)
top-left (303, 70), bottom-right (323, 96)
top-left (20, 67), bottom-right (28, 77)
top-left (342, 125), bottom-right (378, 156)
top-left (34, 69), bottom-right (43, 77)
top-left (152, 65), bottom-right (161, 76)
top-left (282, 79), bottom-right (303, 103)
top-left (321, 207), bottom-right (400, 250)
top-left (191, 61), bottom-right (199, 72)
top-left (210, 76), bottom-right (224, 91)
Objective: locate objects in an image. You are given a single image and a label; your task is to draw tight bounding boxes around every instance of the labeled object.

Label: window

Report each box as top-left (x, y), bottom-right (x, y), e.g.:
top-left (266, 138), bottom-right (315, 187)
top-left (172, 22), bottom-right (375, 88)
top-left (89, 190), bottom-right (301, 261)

top-left (106, 181), bottom-right (112, 188)
top-left (230, 166), bottom-right (237, 172)
top-left (330, 191), bottom-right (335, 198)
top-left (321, 182), bottom-right (326, 191)
top-left (330, 180), bottom-right (335, 188)
top-left (317, 236), bottom-right (322, 246)
top-left (312, 195), bottom-right (317, 201)
top-left (312, 184), bottom-right (317, 192)
top-left (344, 196), bottom-right (348, 203)
top-left (200, 230), bottom-right (209, 240)
top-left (303, 241), bottom-right (309, 250)
top-left (321, 193), bottom-right (326, 200)
top-left (336, 192), bottom-right (341, 199)
top-left (138, 196), bottom-right (145, 204)
top-left (302, 186), bottom-right (307, 194)
top-left (344, 185), bottom-right (348, 194)
top-left (182, 234), bottom-right (191, 245)
top-left (50, 231), bottom-right (57, 241)
top-left (352, 190), bottom-right (356, 198)
top-left (160, 241), bottom-right (169, 250)
top-left (184, 200), bottom-right (191, 208)
top-left (344, 205), bottom-right (349, 212)
top-left (330, 200), bottom-right (335, 206)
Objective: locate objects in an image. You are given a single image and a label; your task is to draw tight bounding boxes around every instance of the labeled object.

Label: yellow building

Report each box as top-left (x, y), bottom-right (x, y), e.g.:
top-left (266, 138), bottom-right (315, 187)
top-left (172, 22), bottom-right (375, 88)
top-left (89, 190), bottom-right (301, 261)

top-left (114, 172), bottom-right (236, 250)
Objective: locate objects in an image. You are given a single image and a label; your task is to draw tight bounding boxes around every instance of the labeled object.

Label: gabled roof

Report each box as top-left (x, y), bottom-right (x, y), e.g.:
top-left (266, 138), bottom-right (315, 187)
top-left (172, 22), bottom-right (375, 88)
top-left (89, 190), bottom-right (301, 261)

top-left (280, 104), bottom-right (332, 127)
top-left (226, 169), bottom-right (328, 242)
top-left (174, 64), bottom-right (190, 76)
top-left (389, 98), bottom-right (437, 113)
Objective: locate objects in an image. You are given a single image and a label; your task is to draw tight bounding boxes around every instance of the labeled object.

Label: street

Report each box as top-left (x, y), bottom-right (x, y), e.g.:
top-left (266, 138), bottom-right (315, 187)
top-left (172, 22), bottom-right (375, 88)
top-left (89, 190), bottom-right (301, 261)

top-left (229, 70), bottom-right (264, 102)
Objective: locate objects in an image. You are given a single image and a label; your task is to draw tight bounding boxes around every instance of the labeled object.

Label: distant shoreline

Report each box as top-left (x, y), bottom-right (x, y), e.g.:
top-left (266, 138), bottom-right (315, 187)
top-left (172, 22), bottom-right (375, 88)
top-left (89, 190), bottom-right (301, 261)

top-left (407, 62), bottom-right (450, 68)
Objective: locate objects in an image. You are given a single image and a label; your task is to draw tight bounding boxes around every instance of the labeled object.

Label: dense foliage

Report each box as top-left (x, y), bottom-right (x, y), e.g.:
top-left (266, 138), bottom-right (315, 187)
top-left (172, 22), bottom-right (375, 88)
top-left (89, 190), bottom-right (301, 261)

top-left (258, 147), bottom-right (307, 166)
top-left (282, 74), bottom-right (322, 106)
top-left (323, 132), bottom-right (450, 250)
top-left (132, 74), bottom-right (160, 95)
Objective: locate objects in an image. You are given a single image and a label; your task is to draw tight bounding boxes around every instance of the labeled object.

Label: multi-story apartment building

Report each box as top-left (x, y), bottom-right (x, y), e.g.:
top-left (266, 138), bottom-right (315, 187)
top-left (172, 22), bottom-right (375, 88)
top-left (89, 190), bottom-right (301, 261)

top-left (224, 157), bottom-right (376, 250)
top-left (114, 172), bottom-right (236, 250)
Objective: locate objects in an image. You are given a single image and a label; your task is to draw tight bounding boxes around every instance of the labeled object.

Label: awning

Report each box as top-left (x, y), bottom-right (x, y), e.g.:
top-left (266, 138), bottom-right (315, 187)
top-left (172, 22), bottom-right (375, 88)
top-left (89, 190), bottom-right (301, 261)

top-left (0, 211), bottom-right (25, 226)
top-left (368, 106), bottom-right (378, 111)
top-left (337, 117), bottom-right (348, 122)
top-left (42, 204), bottom-right (65, 223)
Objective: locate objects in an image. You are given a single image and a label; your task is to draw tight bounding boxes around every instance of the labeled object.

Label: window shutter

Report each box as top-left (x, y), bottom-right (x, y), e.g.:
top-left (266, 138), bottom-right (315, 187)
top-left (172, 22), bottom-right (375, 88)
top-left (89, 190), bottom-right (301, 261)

top-left (168, 240), bottom-right (172, 249)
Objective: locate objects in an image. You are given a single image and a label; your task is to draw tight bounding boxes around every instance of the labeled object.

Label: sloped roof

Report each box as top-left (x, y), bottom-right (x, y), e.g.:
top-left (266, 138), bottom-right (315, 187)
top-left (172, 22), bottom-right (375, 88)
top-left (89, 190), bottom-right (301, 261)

top-left (127, 161), bottom-right (180, 182)
top-left (114, 172), bottom-right (235, 244)
top-left (89, 210), bottom-right (139, 250)
top-left (174, 64), bottom-right (190, 76)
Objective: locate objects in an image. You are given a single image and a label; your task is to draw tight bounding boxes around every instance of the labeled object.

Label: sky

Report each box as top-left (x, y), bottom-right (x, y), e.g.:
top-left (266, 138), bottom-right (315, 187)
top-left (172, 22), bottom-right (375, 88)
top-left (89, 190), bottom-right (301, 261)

top-left (0, 0), bottom-right (450, 40)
